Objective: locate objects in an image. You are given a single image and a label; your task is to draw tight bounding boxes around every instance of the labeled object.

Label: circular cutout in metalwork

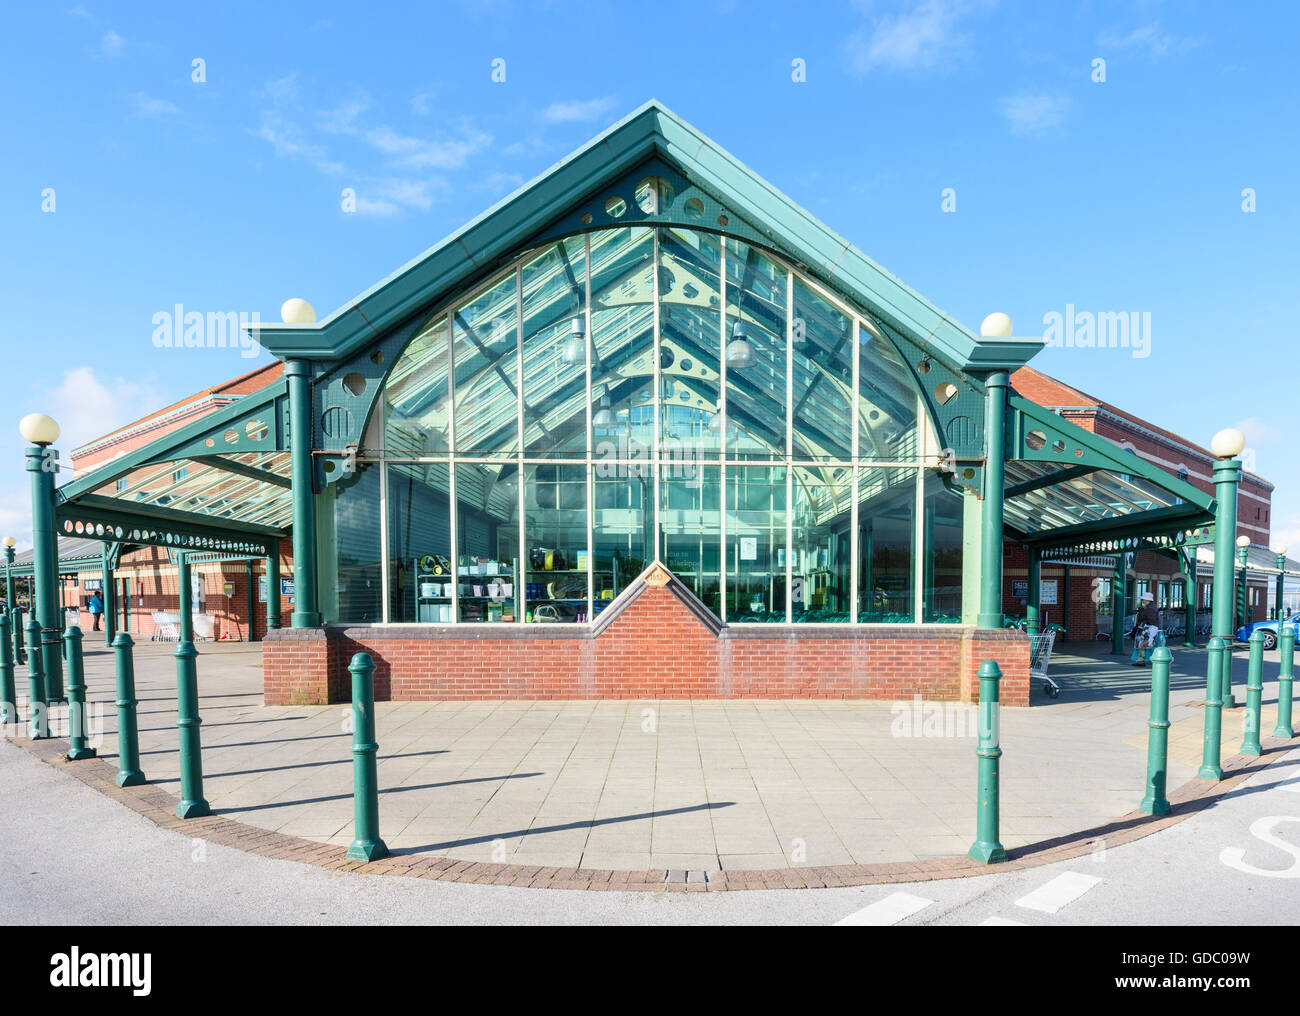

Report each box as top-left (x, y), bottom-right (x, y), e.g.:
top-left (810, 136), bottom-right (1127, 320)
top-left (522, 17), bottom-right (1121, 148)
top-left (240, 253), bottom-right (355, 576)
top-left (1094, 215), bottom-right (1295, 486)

top-left (684, 197), bottom-right (704, 220)
top-left (935, 382), bottom-right (959, 405)
top-left (342, 373), bottom-right (366, 397)
top-left (605, 196), bottom-right (627, 218)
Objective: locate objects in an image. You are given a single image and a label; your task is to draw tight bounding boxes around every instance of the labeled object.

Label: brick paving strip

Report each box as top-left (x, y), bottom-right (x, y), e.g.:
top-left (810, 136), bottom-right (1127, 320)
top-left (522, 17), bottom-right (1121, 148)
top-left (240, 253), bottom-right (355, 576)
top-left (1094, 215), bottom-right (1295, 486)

top-left (10, 732), bottom-right (1297, 892)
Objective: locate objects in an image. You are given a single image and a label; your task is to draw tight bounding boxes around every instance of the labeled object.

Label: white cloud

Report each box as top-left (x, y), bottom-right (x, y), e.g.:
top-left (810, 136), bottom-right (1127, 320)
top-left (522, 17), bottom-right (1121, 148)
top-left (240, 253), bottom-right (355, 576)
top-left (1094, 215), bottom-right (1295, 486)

top-left (1098, 22), bottom-right (1197, 59)
top-left (845, 0), bottom-right (975, 74)
top-left (318, 95), bottom-right (371, 134)
top-left (999, 92), bottom-right (1069, 136)
top-left (67, 5), bottom-right (93, 20)
top-left (99, 29), bottom-right (123, 58)
top-left (252, 111), bottom-right (344, 174)
top-left (1234, 416), bottom-right (1283, 447)
top-left (542, 97), bottom-right (619, 123)
top-left (131, 92), bottom-right (181, 117)
top-left (259, 72), bottom-right (300, 106)
top-left (48, 366), bottom-right (165, 456)
top-left (363, 124), bottom-right (491, 170)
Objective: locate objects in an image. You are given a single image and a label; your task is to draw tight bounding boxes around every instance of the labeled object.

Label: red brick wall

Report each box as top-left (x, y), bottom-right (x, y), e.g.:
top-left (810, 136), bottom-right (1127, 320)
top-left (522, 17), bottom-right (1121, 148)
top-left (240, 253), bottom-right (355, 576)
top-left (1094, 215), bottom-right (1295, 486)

top-left (263, 582), bottom-right (1034, 707)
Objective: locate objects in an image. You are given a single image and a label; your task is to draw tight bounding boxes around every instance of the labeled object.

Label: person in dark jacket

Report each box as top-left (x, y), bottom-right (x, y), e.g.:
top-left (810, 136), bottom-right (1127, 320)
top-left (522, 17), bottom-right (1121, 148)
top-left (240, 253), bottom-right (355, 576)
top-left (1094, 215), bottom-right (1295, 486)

top-left (1129, 591), bottom-right (1161, 666)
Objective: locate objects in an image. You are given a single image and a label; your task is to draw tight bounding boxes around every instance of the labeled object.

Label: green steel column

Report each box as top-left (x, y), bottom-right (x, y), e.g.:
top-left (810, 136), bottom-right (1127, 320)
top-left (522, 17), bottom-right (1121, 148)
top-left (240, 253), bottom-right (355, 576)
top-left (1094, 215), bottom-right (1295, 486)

top-left (968, 660), bottom-right (1006, 863)
top-left (246, 558), bottom-right (256, 641)
top-left (0, 614), bottom-right (15, 727)
top-left (1139, 645), bottom-right (1172, 815)
top-left (1274, 561), bottom-right (1285, 621)
top-left (178, 552), bottom-right (194, 644)
top-left (101, 543), bottom-right (116, 646)
top-left (286, 359), bottom-right (322, 628)
top-left (266, 548), bottom-right (282, 630)
top-left (121, 576), bottom-right (129, 634)
top-left (1111, 556), bottom-right (1127, 655)
top-left (13, 602), bottom-right (23, 666)
top-left (976, 372), bottom-right (1009, 629)
top-left (1199, 637), bottom-right (1225, 780)
top-left (1235, 547), bottom-right (1249, 632)
top-left (62, 624), bottom-right (96, 760)
top-left (25, 617), bottom-right (47, 739)
top-left (1241, 629), bottom-right (1264, 756)
top-left (1211, 457), bottom-right (1241, 709)
top-left (345, 652), bottom-right (388, 862)
top-left (26, 443), bottom-right (64, 703)
top-left (1275, 622), bottom-right (1294, 739)
top-left (173, 552), bottom-right (209, 818)
top-left (1025, 545), bottom-right (1041, 636)
top-left (111, 632), bottom-right (145, 786)
top-left (1180, 549), bottom-right (1197, 648)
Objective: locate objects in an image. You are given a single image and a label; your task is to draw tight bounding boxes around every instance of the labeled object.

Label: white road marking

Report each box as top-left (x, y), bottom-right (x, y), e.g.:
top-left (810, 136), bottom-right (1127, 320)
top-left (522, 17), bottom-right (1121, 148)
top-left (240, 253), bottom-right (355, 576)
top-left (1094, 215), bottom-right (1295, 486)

top-left (1219, 816), bottom-right (1300, 877)
top-left (1014, 871), bottom-right (1102, 914)
top-left (979, 915), bottom-right (1026, 925)
top-left (835, 891), bottom-right (935, 926)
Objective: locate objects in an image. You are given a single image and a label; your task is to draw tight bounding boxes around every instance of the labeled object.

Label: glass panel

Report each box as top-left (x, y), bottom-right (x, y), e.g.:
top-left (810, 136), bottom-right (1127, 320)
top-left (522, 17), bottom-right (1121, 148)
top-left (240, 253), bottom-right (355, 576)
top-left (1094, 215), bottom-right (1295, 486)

top-left (791, 465), bottom-right (853, 622)
top-left (921, 472), bottom-right (963, 622)
top-left (385, 315), bottom-right (450, 455)
top-left (521, 238), bottom-right (588, 457)
top-left (386, 461), bottom-right (452, 623)
top-left (330, 461), bottom-right (382, 623)
top-left (590, 226), bottom-right (655, 453)
top-left (452, 274), bottom-right (519, 455)
top-left (726, 465), bottom-right (786, 621)
top-left (659, 463), bottom-right (721, 617)
top-left (791, 278), bottom-right (853, 460)
top-left (658, 227), bottom-right (722, 460)
top-left (859, 328), bottom-right (920, 461)
top-left (455, 462), bottom-right (520, 622)
top-left (724, 237), bottom-right (787, 460)
top-left (523, 464), bottom-right (588, 623)
top-left (593, 463), bottom-right (654, 614)
top-left (858, 466), bottom-right (916, 621)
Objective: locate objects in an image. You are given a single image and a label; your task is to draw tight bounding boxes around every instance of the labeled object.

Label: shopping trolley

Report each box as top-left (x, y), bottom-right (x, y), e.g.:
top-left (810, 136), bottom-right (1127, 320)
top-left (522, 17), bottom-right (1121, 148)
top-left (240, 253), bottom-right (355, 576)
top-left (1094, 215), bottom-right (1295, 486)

top-left (1030, 630), bottom-right (1059, 698)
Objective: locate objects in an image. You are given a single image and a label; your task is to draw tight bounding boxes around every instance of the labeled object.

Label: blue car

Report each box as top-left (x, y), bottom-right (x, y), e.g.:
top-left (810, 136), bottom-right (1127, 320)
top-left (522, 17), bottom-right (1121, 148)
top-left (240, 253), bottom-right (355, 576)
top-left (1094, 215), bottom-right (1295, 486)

top-left (1235, 615), bottom-right (1300, 650)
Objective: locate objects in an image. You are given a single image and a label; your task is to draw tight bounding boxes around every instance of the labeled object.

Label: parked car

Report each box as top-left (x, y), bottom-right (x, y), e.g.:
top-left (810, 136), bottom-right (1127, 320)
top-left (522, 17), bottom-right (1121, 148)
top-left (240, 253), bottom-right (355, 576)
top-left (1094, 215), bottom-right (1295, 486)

top-left (1235, 614), bottom-right (1300, 650)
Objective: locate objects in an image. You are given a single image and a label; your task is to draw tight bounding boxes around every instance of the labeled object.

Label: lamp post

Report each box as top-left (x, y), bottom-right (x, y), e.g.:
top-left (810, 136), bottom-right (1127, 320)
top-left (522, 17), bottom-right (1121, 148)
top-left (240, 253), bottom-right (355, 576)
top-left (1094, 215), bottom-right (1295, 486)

top-left (976, 312), bottom-right (1012, 630)
top-left (1274, 546), bottom-right (1288, 622)
top-left (21, 413), bottom-right (65, 704)
top-left (1209, 428), bottom-right (1245, 717)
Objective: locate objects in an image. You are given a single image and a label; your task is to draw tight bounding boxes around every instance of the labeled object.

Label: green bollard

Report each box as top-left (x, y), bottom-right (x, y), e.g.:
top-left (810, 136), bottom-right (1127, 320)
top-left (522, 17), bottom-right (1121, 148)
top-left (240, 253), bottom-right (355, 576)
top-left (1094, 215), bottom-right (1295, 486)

top-left (1275, 623), bottom-right (1295, 739)
top-left (62, 625), bottom-right (96, 760)
top-left (1241, 630), bottom-right (1264, 756)
top-left (172, 640), bottom-right (210, 818)
top-left (0, 613), bottom-right (16, 728)
top-left (345, 653), bottom-right (388, 862)
top-left (12, 605), bottom-right (23, 666)
top-left (1199, 637), bottom-right (1225, 780)
top-left (968, 660), bottom-right (1007, 864)
top-left (1140, 646), bottom-right (1172, 815)
top-left (25, 617), bottom-right (47, 739)
top-left (111, 633), bottom-right (145, 787)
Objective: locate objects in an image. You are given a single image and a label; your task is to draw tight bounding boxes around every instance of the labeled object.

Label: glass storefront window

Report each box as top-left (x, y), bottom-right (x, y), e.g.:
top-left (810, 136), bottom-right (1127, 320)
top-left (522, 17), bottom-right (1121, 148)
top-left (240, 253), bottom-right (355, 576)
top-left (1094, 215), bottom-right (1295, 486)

top-left (724, 237), bottom-right (787, 460)
top-left (524, 464), bottom-right (588, 623)
top-left (792, 279), bottom-right (853, 460)
top-left (454, 462), bottom-right (520, 622)
top-left (385, 316), bottom-right (449, 456)
top-left (791, 466), bottom-right (852, 621)
top-left (658, 227), bottom-right (722, 459)
top-left (922, 472), bottom-right (963, 622)
top-left (591, 226), bottom-right (655, 452)
top-left (521, 238), bottom-right (587, 457)
top-left (726, 466), bottom-right (786, 621)
top-left (859, 466), bottom-right (916, 621)
top-left (323, 460), bottom-right (382, 623)
top-left (859, 324), bottom-right (919, 461)
top-left (659, 463), bottom-right (721, 616)
top-left (593, 465), bottom-right (654, 614)
top-left (453, 274), bottom-right (519, 456)
top-left (387, 461), bottom-right (451, 623)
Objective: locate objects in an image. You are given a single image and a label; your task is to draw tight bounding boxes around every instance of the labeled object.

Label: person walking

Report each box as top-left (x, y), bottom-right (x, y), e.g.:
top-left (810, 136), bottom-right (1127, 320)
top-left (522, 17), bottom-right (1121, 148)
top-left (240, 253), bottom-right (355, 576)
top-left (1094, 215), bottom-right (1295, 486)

top-left (88, 589), bottom-right (104, 632)
top-left (1129, 590), bottom-right (1161, 666)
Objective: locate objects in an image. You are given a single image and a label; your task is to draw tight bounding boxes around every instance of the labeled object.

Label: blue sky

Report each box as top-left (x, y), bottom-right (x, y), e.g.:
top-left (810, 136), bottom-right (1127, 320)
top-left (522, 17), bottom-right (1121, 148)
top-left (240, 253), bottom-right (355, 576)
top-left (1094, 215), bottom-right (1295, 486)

top-left (1, 0), bottom-right (1296, 550)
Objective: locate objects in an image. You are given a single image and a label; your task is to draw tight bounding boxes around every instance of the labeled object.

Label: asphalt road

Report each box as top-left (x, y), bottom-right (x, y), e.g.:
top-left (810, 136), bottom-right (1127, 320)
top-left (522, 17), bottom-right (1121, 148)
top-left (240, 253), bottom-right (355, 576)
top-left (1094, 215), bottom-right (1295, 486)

top-left (2, 737), bottom-right (1298, 926)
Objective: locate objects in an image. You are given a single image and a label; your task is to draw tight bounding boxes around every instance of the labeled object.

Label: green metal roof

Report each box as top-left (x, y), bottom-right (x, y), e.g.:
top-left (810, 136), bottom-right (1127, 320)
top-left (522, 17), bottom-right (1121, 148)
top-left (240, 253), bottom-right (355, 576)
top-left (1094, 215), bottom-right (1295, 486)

top-left (252, 101), bottom-right (1043, 376)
